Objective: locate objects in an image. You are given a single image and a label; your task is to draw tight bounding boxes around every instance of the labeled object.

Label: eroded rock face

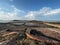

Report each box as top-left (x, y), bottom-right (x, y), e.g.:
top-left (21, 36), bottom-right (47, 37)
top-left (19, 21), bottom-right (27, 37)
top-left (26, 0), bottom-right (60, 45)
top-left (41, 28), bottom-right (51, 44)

top-left (0, 29), bottom-right (60, 45)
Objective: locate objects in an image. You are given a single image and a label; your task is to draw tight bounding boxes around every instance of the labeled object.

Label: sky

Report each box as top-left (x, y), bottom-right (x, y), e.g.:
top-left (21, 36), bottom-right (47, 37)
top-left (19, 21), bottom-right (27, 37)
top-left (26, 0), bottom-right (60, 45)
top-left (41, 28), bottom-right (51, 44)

top-left (0, 0), bottom-right (60, 21)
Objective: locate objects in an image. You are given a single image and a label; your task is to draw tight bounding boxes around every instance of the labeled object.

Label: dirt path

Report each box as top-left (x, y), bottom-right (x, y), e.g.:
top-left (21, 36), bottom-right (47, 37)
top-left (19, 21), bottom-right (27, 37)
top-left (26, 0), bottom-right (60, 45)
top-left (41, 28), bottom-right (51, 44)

top-left (44, 23), bottom-right (60, 28)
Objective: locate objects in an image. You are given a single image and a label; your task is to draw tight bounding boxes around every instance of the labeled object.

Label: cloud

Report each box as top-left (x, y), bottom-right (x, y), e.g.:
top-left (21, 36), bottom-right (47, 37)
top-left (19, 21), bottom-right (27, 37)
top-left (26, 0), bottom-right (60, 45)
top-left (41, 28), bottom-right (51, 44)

top-left (9, 0), bottom-right (13, 2)
top-left (45, 8), bottom-right (60, 15)
top-left (25, 7), bottom-right (60, 20)
top-left (25, 11), bottom-right (37, 20)
top-left (0, 5), bottom-right (24, 20)
top-left (0, 6), bottom-right (60, 21)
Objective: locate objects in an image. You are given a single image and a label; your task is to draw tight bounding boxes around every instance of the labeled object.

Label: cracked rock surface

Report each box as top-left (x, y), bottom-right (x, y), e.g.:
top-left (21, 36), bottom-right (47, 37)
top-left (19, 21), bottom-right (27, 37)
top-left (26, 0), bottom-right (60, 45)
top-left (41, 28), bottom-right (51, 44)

top-left (0, 29), bottom-right (60, 45)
